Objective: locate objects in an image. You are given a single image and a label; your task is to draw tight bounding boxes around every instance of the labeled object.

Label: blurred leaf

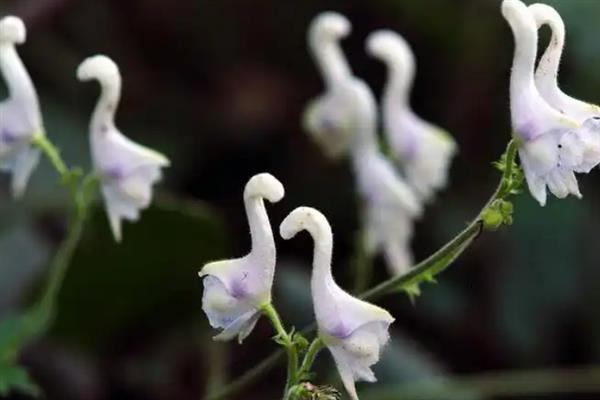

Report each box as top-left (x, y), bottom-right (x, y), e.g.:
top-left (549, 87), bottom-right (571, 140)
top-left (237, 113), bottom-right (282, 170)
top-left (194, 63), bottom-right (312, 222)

top-left (0, 362), bottom-right (40, 398)
top-left (50, 200), bottom-right (228, 350)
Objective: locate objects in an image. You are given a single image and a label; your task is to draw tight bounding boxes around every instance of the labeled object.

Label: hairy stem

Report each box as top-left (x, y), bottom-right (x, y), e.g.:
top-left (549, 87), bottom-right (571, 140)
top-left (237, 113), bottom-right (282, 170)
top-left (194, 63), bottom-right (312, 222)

top-left (261, 303), bottom-right (299, 398)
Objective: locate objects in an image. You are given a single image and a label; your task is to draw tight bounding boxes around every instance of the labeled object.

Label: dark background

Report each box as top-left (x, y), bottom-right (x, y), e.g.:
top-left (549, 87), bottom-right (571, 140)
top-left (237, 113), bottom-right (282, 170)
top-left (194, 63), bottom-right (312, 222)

top-left (1, 0), bottom-right (599, 399)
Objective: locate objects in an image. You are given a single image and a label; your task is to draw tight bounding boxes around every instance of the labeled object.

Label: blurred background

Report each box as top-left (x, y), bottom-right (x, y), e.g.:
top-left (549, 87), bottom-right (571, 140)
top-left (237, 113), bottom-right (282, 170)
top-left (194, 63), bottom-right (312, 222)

top-left (1, 0), bottom-right (600, 399)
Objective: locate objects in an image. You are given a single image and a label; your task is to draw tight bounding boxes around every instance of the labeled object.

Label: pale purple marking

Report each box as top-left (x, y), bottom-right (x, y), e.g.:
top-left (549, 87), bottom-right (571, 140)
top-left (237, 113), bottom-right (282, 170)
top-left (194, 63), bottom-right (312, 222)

top-left (0, 129), bottom-right (16, 145)
top-left (105, 165), bottom-right (124, 180)
top-left (516, 120), bottom-right (538, 141)
top-left (329, 322), bottom-right (352, 339)
top-left (230, 278), bottom-right (248, 299)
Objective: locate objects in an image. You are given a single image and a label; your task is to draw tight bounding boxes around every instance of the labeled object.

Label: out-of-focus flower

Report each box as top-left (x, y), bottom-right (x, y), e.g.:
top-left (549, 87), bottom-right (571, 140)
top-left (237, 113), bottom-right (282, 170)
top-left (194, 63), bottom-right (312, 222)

top-left (304, 12), bottom-right (422, 275)
top-left (0, 16), bottom-right (42, 198)
top-left (199, 173), bottom-right (284, 343)
top-left (502, 0), bottom-right (600, 206)
top-left (77, 55), bottom-right (169, 241)
top-left (366, 30), bottom-right (457, 202)
top-left (280, 207), bottom-right (394, 400)
top-left (303, 12), bottom-right (356, 159)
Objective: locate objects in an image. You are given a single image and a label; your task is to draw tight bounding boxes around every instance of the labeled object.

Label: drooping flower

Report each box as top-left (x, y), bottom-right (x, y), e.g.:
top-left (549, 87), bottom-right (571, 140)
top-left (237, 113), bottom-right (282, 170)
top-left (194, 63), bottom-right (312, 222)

top-left (529, 3), bottom-right (600, 122)
top-left (303, 12), bottom-right (356, 159)
top-left (77, 55), bottom-right (170, 241)
top-left (199, 173), bottom-right (284, 343)
top-left (304, 12), bottom-right (422, 276)
top-left (529, 2), bottom-right (600, 172)
top-left (0, 16), bottom-right (43, 198)
top-left (280, 207), bottom-right (394, 400)
top-left (502, 0), bottom-right (600, 206)
top-left (366, 30), bottom-right (457, 202)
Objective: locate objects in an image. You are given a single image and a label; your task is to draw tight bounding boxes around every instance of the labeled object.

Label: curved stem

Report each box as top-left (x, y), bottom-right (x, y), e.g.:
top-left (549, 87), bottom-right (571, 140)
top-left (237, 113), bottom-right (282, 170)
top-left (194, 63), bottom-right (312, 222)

top-left (298, 338), bottom-right (324, 380)
top-left (207, 140), bottom-right (520, 400)
top-left (31, 133), bottom-right (69, 178)
top-left (361, 365), bottom-right (600, 400)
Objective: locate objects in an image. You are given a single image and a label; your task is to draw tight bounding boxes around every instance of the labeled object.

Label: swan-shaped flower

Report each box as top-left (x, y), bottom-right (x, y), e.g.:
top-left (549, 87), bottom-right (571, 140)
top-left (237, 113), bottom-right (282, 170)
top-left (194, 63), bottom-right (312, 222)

top-left (303, 12), bottom-right (356, 159)
top-left (529, 2), bottom-right (600, 171)
top-left (366, 30), bottom-right (457, 202)
top-left (502, 0), bottom-right (600, 206)
top-left (280, 207), bottom-right (394, 400)
top-left (304, 12), bottom-right (422, 275)
top-left (529, 3), bottom-right (600, 122)
top-left (77, 55), bottom-right (169, 241)
top-left (0, 16), bottom-right (43, 197)
top-left (199, 173), bottom-right (284, 343)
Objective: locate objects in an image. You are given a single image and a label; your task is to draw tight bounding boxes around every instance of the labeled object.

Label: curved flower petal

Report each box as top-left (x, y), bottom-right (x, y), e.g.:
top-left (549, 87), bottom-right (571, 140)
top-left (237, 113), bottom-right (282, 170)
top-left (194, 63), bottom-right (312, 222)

top-left (529, 3), bottom-right (600, 123)
top-left (502, 0), bottom-right (596, 205)
top-left (366, 30), bottom-right (457, 201)
top-left (328, 321), bottom-right (391, 400)
top-left (77, 55), bottom-right (169, 241)
top-left (198, 173), bottom-right (284, 342)
top-left (280, 207), bottom-right (394, 399)
top-left (0, 16), bottom-right (43, 197)
top-left (202, 275), bottom-right (261, 343)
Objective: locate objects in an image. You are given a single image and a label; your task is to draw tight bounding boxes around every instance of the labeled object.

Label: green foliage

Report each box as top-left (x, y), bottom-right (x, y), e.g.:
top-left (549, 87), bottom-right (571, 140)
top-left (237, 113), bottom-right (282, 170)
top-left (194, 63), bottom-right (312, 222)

top-left (0, 363), bottom-right (39, 398)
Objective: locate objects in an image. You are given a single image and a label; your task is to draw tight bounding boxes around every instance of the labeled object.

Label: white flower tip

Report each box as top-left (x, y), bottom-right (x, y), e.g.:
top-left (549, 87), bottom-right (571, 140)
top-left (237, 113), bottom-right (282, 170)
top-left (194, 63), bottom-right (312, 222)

top-left (502, 0), bottom-right (531, 27)
top-left (0, 16), bottom-right (26, 44)
top-left (280, 206), bottom-right (330, 242)
top-left (77, 54), bottom-right (120, 82)
top-left (243, 173), bottom-right (284, 203)
top-left (366, 30), bottom-right (410, 64)
top-left (528, 3), bottom-right (562, 29)
top-left (310, 12), bottom-right (351, 41)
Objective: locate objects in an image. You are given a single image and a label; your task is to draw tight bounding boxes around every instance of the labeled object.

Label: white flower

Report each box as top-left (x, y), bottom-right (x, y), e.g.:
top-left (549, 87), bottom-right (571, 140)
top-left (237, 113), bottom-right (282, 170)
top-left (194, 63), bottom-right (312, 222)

top-left (529, 2), bottom-right (600, 172)
top-left (0, 16), bottom-right (42, 198)
top-left (529, 3), bottom-right (600, 123)
top-left (366, 30), bottom-right (457, 202)
top-left (303, 12), bottom-right (355, 159)
top-left (280, 207), bottom-right (394, 400)
top-left (502, 0), bottom-right (600, 206)
top-left (77, 55), bottom-right (169, 242)
top-left (305, 12), bottom-right (422, 275)
top-left (199, 173), bottom-right (284, 343)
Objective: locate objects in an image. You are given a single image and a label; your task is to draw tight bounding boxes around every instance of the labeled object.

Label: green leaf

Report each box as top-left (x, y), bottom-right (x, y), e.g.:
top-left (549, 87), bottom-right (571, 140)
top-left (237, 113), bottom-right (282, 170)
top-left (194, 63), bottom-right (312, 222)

top-left (0, 363), bottom-right (41, 397)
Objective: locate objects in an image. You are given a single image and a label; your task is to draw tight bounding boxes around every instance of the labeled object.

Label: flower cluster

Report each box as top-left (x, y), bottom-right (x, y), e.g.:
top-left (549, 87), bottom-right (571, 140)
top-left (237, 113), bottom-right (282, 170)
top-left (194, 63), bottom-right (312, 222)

top-left (502, 0), bottom-right (600, 206)
top-left (0, 16), bottom-right (169, 241)
top-left (303, 12), bottom-right (457, 276)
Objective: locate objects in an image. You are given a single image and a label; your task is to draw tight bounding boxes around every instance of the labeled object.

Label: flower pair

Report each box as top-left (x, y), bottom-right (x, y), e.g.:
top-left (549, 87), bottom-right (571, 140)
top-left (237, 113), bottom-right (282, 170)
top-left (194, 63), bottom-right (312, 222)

top-left (0, 16), bottom-right (168, 241)
top-left (199, 173), bottom-right (393, 400)
top-left (502, 0), bottom-right (600, 206)
top-left (304, 12), bottom-right (457, 202)
top-left (304, 12), bottom-right (456, 275)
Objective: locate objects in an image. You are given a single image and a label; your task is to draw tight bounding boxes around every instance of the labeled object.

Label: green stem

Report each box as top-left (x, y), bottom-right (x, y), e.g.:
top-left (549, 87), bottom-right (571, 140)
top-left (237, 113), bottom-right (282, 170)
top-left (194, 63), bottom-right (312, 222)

top-left (298, 338), bottom-right (324, 380)
top-left (261, 303), bottom-right (299, 398)
top-left (31, 132), bottom-right (70, 178)
top-left (361, 365), bottom-right (600, 400)
top-left (206, 140), bottom-right (520, 400)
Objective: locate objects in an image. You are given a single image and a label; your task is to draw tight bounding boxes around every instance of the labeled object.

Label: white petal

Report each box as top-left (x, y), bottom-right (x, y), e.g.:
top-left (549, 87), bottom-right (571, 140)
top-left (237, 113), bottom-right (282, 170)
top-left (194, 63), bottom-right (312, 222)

top-left (10, 145), bottom-right (39, 198)
top-left (327, 321), bottom-right (392, 400)
top-left (202, 275), bottom-right (261, 343)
